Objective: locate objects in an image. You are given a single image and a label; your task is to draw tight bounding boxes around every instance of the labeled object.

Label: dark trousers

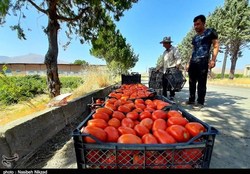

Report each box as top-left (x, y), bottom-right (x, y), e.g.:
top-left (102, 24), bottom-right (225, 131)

top-left (162, 69), bottom-right (175, 98)
top-left (188, 60), bottom-right (209, 105)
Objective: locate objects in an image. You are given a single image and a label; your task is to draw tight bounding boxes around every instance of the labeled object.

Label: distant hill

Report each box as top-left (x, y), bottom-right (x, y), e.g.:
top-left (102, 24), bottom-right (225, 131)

top-left (0, 53), bottom-right (70, 64)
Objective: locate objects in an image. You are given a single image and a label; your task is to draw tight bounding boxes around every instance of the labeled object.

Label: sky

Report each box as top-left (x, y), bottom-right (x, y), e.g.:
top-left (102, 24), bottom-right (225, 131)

top-left (0, 0), bottom-right (249, 73)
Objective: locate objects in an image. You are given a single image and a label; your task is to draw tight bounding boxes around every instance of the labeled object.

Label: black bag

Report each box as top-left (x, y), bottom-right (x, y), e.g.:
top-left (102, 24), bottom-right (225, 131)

top-left (163, 68), bottom-right (186, 92)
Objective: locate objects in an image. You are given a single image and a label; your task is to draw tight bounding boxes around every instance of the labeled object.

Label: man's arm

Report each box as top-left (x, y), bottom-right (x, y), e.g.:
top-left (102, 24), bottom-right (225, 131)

top-left (209, 39), bottom-right (219, 69)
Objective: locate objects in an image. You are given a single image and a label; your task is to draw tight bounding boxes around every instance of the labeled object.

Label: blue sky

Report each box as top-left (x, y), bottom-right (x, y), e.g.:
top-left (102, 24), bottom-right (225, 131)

top-left (1, 0), bottom-right (249, 73)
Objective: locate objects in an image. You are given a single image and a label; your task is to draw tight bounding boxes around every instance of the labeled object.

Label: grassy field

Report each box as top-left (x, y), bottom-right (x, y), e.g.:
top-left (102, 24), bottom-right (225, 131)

top-left (0, 74), bottom-right (249, 126)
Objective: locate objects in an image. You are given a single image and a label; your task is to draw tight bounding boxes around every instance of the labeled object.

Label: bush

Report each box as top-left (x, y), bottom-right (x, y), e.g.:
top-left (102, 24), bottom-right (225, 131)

top-left (0, 75), bottom-right (84, 105)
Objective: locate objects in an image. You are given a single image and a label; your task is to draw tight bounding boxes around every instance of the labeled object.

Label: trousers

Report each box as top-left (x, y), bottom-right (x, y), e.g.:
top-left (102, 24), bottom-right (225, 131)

top-left (188, 60), bottom-right (209, 105)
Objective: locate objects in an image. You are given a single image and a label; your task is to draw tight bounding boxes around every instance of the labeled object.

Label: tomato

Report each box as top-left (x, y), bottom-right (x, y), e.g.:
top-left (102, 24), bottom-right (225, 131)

top-left (166, 110), bottom-right (183, 118)
top-left (134, 120), bottom-right (140, 126)
top-left (146, 103), bottom-right (157, 110)
top-left (112, 111), bottom-right (126, 120)
top-left (106, 98), bottom-right (117, 104)
top-left (144, 107), bottom-right (155, 113)
top-left (140, 118), bottom-right (153, 130)
top-left (96, 107), bottom-right (113, 116)
top-left (82, 126), bottom-right (107, 143)
top-left (104, 103), bottom-right (117, 111)
top-left (142, 133), bottom-right (158, 144)
top-left (145, 99), bottom-right (153, 105)
top-left (126, 111), bottom-right (139, 120)
top-left (166, 125), bottom-right (191, 142)
top-left (152, 156), bottom-right (168, 169)
top-left (87, 118), bottom-right (108, 129)
top-left (118, 105), bottom-right (131, 113)
top-left (104, 126), bottom-right (119, 142)
top-left (132, 108), bottom-right (144, 113)
top-left (152, 118), bottom-right (167, 132)
top-left (134, 98), bottom-right (145, 105)
top-left (153, 129), bottom-right (176, 144)
top-left (156, 101), bottom-right (170, 110)
top-left (185, 122), bottom-right (206, 137)
top-left (92, 112), bottom-right (110, 122)
top-left (139, 111), bottom-right (152, 120)
top-left (118, 126), bottom-right (136, 135)
top-left (134, 124), bottom-right (149, 137)
top-left (132, 154), bottom-right (144, 169)
top-left (117, 134), bottom-right (142, 144)
top-left (124, 103), bottom-right (135, 110)
top-left (181, 148), bottom-right (203, 163)
top-left (135, 103), bottom-right (146, 110)
top-left (121, 117), bottom-right (134, 128)
top-left (167, 116), bottom-right (189, 127)
top-left (86, 150), bottom-right (101, 163)
top-left (152, 110), bottom-right (168, 120)
top-left (108, 117), bottom-right (121, 128)
top-left (101, 152), bottom-right (116, 169)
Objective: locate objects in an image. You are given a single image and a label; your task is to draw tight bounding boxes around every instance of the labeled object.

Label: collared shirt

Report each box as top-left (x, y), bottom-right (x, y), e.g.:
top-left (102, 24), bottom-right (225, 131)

top-left (160, 46), bottom-right (181, 73)
top-left (191, 28), bottom-right (218, 62)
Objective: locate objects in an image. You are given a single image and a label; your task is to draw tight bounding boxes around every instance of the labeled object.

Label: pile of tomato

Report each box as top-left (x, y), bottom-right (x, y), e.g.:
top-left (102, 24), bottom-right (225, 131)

top-left (80, 83), bottom-right (207, 168)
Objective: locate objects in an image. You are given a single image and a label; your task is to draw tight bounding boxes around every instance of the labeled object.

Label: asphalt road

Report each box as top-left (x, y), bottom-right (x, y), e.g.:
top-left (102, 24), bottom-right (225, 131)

top-left (23, 83), bottom-right (250, 169)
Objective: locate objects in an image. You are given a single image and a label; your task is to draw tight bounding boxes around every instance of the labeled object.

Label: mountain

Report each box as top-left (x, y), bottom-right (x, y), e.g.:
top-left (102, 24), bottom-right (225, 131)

top-left (0, 53), bottom-right (70, 64)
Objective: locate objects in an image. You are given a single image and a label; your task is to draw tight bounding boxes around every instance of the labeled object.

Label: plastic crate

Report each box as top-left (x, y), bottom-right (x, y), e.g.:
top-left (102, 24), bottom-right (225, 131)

top-left (72, 96), bottom-right (218, 169)
top-left (148, 70), bottom-right (163, 89)
top-left (121, 73), bottom-right (141, 84)
top-left (163, 68), bottom-right (186, 92)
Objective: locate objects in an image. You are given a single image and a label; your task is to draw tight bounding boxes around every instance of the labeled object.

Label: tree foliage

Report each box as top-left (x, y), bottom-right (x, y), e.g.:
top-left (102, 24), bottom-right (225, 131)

top-left (73, 59), bottom-right (89, 66)
top-left (90, 18), bottom-right (138, 75)
top-left (4, 0), bottom-right (138, 97)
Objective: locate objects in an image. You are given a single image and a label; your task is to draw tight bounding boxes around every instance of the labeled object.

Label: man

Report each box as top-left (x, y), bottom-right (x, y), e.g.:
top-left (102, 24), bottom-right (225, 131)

top-left (157, 36), bottom-right (182, 100)
top-left (185, 14), bottom-right (219, 110)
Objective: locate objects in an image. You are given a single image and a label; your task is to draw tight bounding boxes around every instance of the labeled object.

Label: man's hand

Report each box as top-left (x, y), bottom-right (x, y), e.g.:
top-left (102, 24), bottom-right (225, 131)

top-left (209, 60), bottom-right (216, 69)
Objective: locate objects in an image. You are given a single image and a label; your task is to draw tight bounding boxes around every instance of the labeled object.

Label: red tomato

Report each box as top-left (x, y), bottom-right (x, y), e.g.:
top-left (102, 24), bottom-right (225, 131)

top-left (142, 133), bottom-right (158, 144)
top-left (181, 148), bottom-right (203, 163)
top-left (152, 110), bottom-right (168, 120)
top-left (153, 129), bottom-right (176, 144)
top-left (118, 126), bottom-right (136, 135)
top-left (82, 126), bottom-right (107, 143)
top-left (117, 134), bottom-right (142, 144)
top-left (92, 112), bottom-right (110, 122)
top-left (126, 111), bottom-right (139, 120)
top-left (135, 103), bottom-right (146, 110)
top-left (96, 107), bottom-right (113, 116)
top-left (105, 103), bottom-right (117, 111)
top-left (132, 108), bottom-right (144, 113)
top-left (134, 124), bottom-right (150, 137)
top-left (145, 99), bottom-right (153, 105)
top-left (152, 155), bottom-right (168, 169)
top-left (134, 98), bottom-right (145, 105)
top-left (104, 126), bottom-right (119, 142)
top-left (166, 125), bottom-right (191, 142)
top-left (132, 154), bottom-right (144, 169)
top-left (112, 111), bottom-right (126, 120)
top-left (121, 117), bottom-right (135, 128)
top-left (108, 117), bottom-right (121, 128)
top-left (167, 116), bottom-right (189, 127)
top-left (139, 111), bottom-right (152, 120)
top-left (87, 118), bottom-right (108, 129)
top-left (140, 118), bottom-right (153, 130)
top-left (118, 105), bottom-right (131, 113)
top-left (152, 118), bottom-right (167, 132)
top-left (156, 101), bottom-right (170, 110)
top-left (185, 122), bottom-right (206, 137)
top-left (166, 110), bottom-right (183, 118)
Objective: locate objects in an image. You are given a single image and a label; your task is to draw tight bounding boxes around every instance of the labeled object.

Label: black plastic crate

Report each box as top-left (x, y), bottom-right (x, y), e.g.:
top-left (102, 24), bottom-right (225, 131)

top-left (72, 95), bottom-right (218, 169)
top-left (122, 73), bottom-right (141, 84)
top-left (163, 68), bottom-right (186, 92)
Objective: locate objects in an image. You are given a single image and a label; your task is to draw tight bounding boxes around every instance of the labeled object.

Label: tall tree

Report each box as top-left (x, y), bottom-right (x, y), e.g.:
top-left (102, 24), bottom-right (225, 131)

top-left (90, 18), bottom-right (138, 75)
top-left (0, 0), bottom-right (9, 24)
top-left (73, 59), bottom-right (89, 66)
top-left (3, 0), bottom-right (138, 97)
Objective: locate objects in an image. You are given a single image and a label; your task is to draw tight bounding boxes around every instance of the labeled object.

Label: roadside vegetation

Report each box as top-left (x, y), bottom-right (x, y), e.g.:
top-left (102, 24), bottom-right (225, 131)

top-left (0, 67), bottom-right (119, 125)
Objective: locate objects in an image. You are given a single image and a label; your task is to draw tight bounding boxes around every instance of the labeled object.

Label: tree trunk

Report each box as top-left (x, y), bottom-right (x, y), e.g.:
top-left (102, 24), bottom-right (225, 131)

top-left (229, 44), bottom-right (240, 80)
top-left (44, 17), bottom-right (61, 98)
top-left (221, 46), bottom-right (229, 79)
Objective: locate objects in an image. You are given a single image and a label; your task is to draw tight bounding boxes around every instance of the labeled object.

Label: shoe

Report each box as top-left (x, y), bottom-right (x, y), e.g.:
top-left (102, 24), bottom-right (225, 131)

top-left (193, 103), bottom-right (204, 110)
top-left (182, 101), bottom-right (195, 105)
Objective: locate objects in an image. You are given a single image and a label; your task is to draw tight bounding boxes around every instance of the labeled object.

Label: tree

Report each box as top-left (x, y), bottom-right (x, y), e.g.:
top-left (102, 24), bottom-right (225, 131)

top-left (73, 59), bottom-right (89, 66)
top-left (0, 0), bottom-right (9, 24)
top-left (3, 0), bottom-right (138, 97)
top-left (90, 18), bottom-right (138, 75)
top-left (207, 0), bottom-right (250, 79)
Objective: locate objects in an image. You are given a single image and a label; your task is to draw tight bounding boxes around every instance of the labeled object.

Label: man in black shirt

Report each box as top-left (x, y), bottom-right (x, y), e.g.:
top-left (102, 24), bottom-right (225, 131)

top-left (185, 14), bottom-right (219, 110)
